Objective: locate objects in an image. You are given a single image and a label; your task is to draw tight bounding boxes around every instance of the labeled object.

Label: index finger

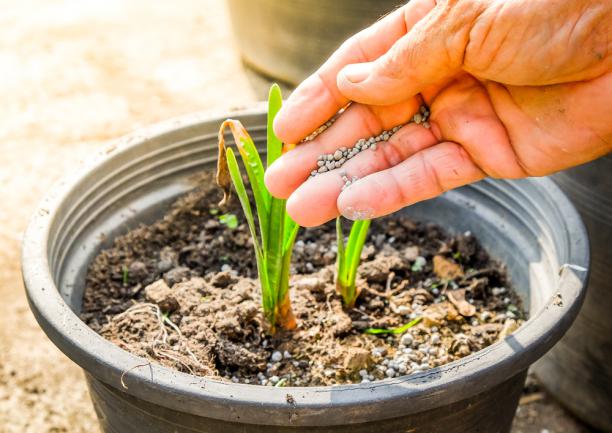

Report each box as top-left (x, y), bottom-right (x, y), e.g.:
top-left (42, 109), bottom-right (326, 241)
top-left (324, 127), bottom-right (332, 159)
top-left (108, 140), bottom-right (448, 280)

top-left (273, 0), bottom-right (436, 144)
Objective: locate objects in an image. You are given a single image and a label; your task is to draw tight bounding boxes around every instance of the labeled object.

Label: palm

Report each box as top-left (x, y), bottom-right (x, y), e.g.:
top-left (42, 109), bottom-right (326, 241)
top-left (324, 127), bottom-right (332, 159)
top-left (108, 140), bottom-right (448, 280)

top-left (265, 0), bottom-right (611, 227)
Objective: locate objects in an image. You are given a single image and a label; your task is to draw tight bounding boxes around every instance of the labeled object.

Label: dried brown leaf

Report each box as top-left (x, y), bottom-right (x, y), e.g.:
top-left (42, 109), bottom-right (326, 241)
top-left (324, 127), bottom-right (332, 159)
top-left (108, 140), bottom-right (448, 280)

top-left (216, 119), bottom-right (252, 208)
top-left (422, 301), bottom-right (460, 327)
top-left (447, 289), bottom-right (476, 317)
top-left (433, 255), bottom-right (464, 280)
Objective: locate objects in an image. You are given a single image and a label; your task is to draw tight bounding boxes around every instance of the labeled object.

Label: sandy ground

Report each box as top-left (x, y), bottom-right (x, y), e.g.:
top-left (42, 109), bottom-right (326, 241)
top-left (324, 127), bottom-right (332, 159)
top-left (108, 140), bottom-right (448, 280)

top-left (0, 1), bottom-right (596, 432)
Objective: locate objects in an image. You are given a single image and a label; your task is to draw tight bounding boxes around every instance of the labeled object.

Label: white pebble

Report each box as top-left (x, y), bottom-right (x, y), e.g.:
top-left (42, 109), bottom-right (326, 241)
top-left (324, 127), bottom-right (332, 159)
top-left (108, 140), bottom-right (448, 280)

top-left (401, 334), bottom-right (413, 346)
top-left (385, 368), bottom-right (396, 378)
top-left (271, 351), bottom-right (283, 362)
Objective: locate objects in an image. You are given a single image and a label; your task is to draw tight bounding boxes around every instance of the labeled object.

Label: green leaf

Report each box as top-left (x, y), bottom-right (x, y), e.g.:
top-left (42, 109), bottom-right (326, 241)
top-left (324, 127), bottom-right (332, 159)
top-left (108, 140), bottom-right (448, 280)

top-left (237, 135), bottom-right (271, 248)
top-left (266, 197), bottom-right (286, 303)
top-left (218, 213), bottom-right (238, 229)
top-left (266, 84), bottom-right (283, 167)
top-left (336, 217), bottom-right (347, 286)
top-left (283, 213), bottom-right (299, 253)
top-left (122, 265), bottom-right (129, 286)
top-left (278, 224), bottom-right (298, 307)
top-left (364, 317), bottom-right (422, 335)
top-left (346, 219), bottom-right (371, 288)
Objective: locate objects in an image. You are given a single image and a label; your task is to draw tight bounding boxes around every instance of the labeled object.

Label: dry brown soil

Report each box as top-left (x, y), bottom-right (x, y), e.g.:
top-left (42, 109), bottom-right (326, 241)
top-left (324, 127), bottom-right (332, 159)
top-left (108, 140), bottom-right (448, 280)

top-left (0, 1), bottom-right (596, 432)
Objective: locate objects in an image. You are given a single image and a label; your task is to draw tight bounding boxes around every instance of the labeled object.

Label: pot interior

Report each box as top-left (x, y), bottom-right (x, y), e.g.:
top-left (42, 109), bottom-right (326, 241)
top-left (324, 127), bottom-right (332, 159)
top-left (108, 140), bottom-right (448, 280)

top-left (48, 115), bottom-right (575, 324)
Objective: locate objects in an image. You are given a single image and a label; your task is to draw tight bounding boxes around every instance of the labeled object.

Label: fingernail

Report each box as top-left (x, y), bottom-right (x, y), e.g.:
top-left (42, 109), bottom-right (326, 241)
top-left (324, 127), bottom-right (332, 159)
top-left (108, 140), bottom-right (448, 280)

top-left (341, 63), bottom-right (373, 84)
top-left (341, 206), bottom-right (375, 221)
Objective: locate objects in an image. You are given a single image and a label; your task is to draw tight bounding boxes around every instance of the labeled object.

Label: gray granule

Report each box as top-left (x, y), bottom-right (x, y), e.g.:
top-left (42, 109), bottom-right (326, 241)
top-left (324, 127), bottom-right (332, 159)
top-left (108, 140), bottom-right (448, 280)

top-left (308, 105), bottom-right (430, 178)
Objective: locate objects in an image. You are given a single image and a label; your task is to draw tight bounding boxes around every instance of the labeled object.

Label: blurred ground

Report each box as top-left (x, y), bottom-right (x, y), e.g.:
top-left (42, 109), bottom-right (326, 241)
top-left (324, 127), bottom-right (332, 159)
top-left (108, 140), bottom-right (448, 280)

top-left (0, 1), bottom-right (596, 432)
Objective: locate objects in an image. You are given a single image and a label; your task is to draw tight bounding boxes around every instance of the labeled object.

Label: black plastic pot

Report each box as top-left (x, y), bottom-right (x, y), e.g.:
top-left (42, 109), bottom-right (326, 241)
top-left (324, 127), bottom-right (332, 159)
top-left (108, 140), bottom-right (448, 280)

top-left (22, 105), bottom-right (589, 433)
top-left (226, 0), bottom-right (401, 85)
top-left (535, 154), bottom-right (612, 432)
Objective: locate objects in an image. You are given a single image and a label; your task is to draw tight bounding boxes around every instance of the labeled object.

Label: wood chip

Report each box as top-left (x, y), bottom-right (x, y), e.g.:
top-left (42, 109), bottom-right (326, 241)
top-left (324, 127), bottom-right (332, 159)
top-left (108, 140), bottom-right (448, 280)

top-left (422, 301), bottom-right (460, 327)
top-left (447, 289), bottom-right (476, 317)
top-left (433, 255), bottom-right (464, 280)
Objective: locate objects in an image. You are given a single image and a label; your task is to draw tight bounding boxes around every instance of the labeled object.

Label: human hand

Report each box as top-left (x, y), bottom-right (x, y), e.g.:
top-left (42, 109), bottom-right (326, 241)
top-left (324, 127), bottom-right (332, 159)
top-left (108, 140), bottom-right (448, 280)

top-left (264, 0), bottom-right (612, 227)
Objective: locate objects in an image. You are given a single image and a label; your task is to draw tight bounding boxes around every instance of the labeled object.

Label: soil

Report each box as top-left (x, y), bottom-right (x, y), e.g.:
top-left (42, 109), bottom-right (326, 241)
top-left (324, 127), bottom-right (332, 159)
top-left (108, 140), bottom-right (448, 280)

top-left (82, 172), bottom-right (525, 386)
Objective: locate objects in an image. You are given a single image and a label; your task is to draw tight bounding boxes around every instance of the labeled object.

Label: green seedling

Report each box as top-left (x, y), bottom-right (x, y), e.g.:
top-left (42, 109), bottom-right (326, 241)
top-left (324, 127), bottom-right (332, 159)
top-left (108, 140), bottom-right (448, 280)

top-left (411, 256), bottom-right (426, 272)
top-left (335, 217), bottom-right (371, 309)
top-left (364, 317), bottom-right (422, 335)
top-left (218, 213), bottom-right (238, 229)
top-left (121, 265), bottom-right (129, 286)
top-left (216, 84), bottom-right (299, 332)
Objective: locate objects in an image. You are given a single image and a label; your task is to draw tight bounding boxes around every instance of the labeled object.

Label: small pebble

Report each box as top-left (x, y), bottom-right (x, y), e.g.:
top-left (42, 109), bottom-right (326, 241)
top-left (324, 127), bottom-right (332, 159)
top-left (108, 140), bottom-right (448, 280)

top-left (271, 351), bottom-right (283, 362)
top-left (430, 334), bottom-right (440, 345)
top-left (270, 375), bottom-right (280, 384)
top-left (283, 351), bottom-right (292, 359)
top-left (359, 369), bottom-right (368, 378)
top-left (385, 368), bottom-right (396, 378)
top-left (400, 334), bottom-right (413, 346)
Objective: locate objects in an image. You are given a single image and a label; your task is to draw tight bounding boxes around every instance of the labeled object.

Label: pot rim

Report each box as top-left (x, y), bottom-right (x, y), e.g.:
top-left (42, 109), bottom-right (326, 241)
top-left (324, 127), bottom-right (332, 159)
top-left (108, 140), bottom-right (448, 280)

top-left (21, 104), bottom-right (590, 426)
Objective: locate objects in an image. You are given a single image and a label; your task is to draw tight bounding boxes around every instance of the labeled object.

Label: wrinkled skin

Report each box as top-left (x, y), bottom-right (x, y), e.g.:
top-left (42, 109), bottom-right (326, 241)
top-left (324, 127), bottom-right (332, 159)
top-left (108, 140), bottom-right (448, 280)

top-left (264, 0), bottom-right (612, 226)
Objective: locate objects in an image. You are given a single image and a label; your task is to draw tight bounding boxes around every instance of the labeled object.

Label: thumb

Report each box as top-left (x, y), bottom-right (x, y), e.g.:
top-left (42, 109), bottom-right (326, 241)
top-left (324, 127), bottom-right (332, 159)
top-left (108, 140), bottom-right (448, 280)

top-left (337, 0), bottom-right (482, 105)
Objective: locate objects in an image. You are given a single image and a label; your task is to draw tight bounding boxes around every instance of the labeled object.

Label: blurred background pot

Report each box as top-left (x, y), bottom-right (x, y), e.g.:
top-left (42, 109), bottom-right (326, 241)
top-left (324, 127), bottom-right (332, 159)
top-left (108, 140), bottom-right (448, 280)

top-left (535, 154), bottom-right (612, 432)
top-left (22, 106), bottom-right (589, 433)
top-left (226, 0), bottom-right (402, 85)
